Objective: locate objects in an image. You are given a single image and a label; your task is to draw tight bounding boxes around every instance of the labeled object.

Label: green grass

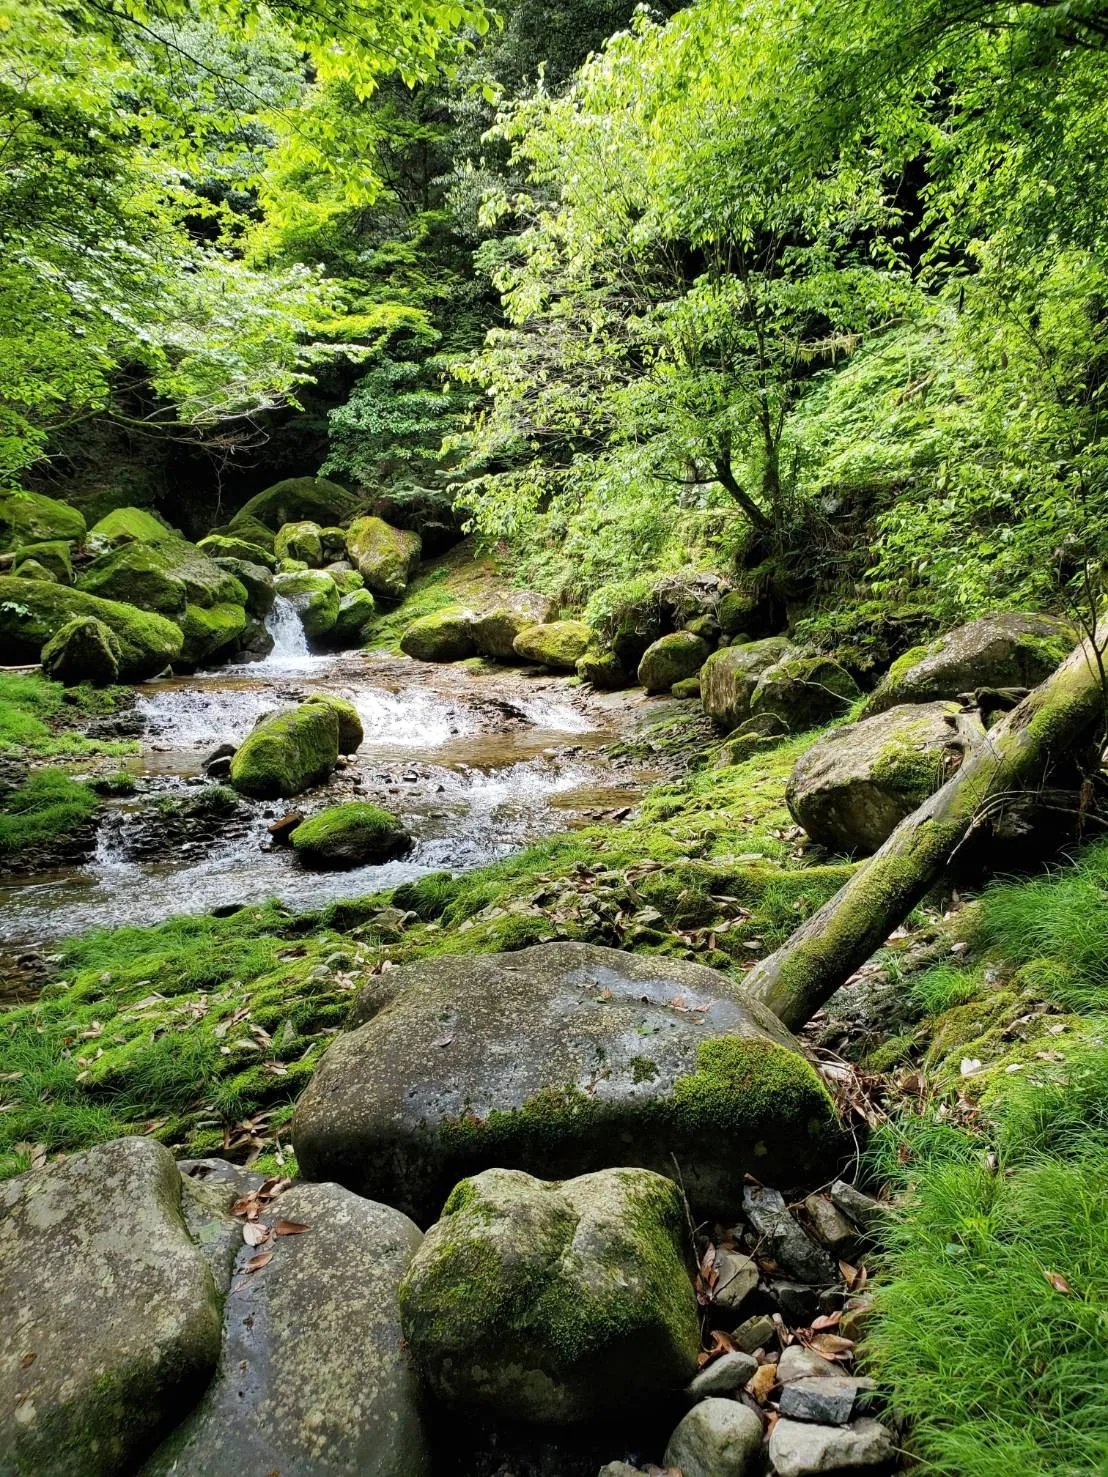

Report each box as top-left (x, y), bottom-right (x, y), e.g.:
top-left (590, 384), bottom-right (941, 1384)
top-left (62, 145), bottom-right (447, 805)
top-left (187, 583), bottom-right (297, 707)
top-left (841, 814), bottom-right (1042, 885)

top-left (0, 671), bottom-right (136, 758)
top-left (0, 769), bottom-right (100, 853)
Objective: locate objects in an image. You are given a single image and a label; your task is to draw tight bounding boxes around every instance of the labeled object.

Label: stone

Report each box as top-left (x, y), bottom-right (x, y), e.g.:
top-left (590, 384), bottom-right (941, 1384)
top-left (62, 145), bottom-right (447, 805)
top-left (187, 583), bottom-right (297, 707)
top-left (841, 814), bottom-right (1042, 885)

top-left (229, 475), bottom-right (361, 532)
top-left (40, 615), bottom-right (122, 685)
top-left (329, 588), bottom-right (376, 646)
top-left (786, 701), bottom-right (985, 854)
top-left (0, 576), bottom-right (182, 679)
top-left (700, 638), bottom-right (791, 730)
top-left (768, 1417), bottom-right (894, 1476)
top-left (576, 649), bottom-right (633, 689)
top-left (274, 518), bottom-right (324, 565)
top-left (708, 1247), bottom-right (759, 1312)
top-left (267, 810), bottom-right (304, 844)
top-left (742, 1185), bottom-right (839, 1284)
top-left (292, 942), bottom-right (840, 1224)
top-left (229, 701), bottom-right (340, 799)
top-left (196, 534), bottom-right (277, 569)
top-left (749, 656), bottom-right (861, 733)
top-left (145, 1182), bottom-right (428, 1477)
top-left (11, 540), bottom-right (74, 584)
top-left (513, 619), bottom-right (593, 670)
top-left (302, 692), bottom-right (363, 752)
top-left (769, 1282), bottom-right (821, 1324)
top-left (322, 559), bottom-right (364, 593)
top-left (864, 611), bottom-right (1074, 716)
top-left (318, 525), bottom-right (348, 559)
top-left (177, 601), bottom-right (247, 665)
top-left (207, 514), bottom-right (277, 552)
top-left (176, 1159), bottom-right (266, 1293)
top-left (210, 557), bottom-right (275, 617)
top-left (684, 614), bottom-right (720, 642)
top-left (346, 515), bottom-right (422, 599)
top-left (290, 802), bottom-right (410, 869)
top-left (839, 1295), bottom-right (876, 1342)
top-left (0, 491), bottom-right (86, 551)
top-left (88, 506), bottom-right (176, 545)
top-left (732, 1313), bottom-right (776, 1355)
top-left (400, 1167), bottom-right (698, 1424)
top-left (0, 1138), bottom-right (221, 1476)
top-left (803, 1192), bottom-right (859, 1254)
top-left (400, 607), bottom-right (477, 662)
top-left (637, 631), bottom-right (711, 694)
top-left (13, 556), bottom-right (57, 582)
top-left (776, 1346), bottom-right (841, 1384)
top-left (830, 1180), bottom-right (888, 1235)
top-left (717, 590), bottom-right (759, 637)
top-left (688, 1350), bottom-right (758, 1397)
top-left (472, 592), bottom-right (556, 661)
top-left (598, 1465), bottom-right (647, 1477)
top-left (778, 1376), bottom-right (875, 1425)
top-left (78, 537), bottom-right (247, 615)
top-left (672, 676), bottom-right (702, 699)
top-left (663, 1398), bottom-right (763, 1477)
top-left (273, 568), bottom-right (340, 639)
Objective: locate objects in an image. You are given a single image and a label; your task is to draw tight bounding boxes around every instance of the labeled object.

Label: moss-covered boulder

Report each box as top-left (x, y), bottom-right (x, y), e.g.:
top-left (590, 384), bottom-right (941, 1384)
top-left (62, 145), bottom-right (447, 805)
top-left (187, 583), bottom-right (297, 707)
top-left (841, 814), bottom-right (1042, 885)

top-left (700, 637), bottom-right (791, 731)
top-left (322, 560), bottom-right (364, 594)
top-left (328, 589), bottom-right (376, 646)
top-left (672, 676), bottom-right (701, 700)
top-left (89, 506), bottom-right (176, 546)
top-left (291, 802), bottom-right (410, 870)
top-left (196, 534), bottom-right (277, 570)
top-left (273, 569), bottom-right (340, 639)
top-left (229, 701), bottom-right (340, 799)
top-left (0, 1138), bottom-right (221, 1476)
top-left (40, 616), bottom-right (122, 685)
top-left (177, 602), bottom-right (248, 666)
top-left (637, 631), bottom-right (711, 694)
top-left (576, 649), bottom-right (633, 689)
top-left (207, 514), bottom-right (276, 553)
top-left (346, 516), bottom-right (421, 599)
top-left (12, 540), bottom-right (73, 583)
top-left (398, 1167), bottom-right (699, 1423)
top-left (0, 490), bottom-right (86, 550)
top-left (274, 519), bottom-right (323, 566)
top-left (471, 592), bottom-right (556, 661)
top-left (717, 589), bottom-right (759, 637)
top-left (0, 577), bottom-right (182, 679)
top-left (78, 538), bottom-right (247, 615)
top-left (277, 557), bottom-right (309, 574)
top-left (513, 620), bottom-right (592, 670)
top-left (211, 557), bottom-right (274, 617)
top-left (230, 476), bottom-right (361, 532)
top-left (302, 692), bottom-right (364, 752)
top-left (13, 556), bottom-right (57, 583)
top-left (749, 655), bottom-right (861, 733)
top-left (786, 701), bottom-right (986, 854)
top-left (319, 526), bottom-right (348, 560)
top-left (400, 608), bottom-right (477, 662)
top-left (863, 611), bottom-right (1075, 716)
top-left (292, 942), bottom-right (840, 1224)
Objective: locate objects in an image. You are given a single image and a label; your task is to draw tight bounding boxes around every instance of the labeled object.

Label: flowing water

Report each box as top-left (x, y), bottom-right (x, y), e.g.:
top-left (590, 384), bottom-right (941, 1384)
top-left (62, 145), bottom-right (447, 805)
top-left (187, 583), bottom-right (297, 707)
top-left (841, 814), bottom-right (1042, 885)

top-left (0, 610), bottom-right (658, 950)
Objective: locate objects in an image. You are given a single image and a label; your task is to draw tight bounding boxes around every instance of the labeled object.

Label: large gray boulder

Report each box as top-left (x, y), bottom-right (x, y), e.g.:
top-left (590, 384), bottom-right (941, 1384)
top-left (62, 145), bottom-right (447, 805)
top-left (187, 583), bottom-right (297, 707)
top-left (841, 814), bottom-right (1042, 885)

top-left (0, 1139), bottom-right (221, 1476)
top-left (786, 701), bottom-right (986, 854)
top-left (700, 638), bottom-right (790, 730)
top-left (863, 611), bottom-right (1074, 716)
top-left (749, 655), bottom-right (861, 733)
top-left (399, 1167), bottom-right (699, 1423)
top-left (292, 942), bottom-right (840, 1224)
top-left (145, 1182), bottom-right (429, 1477)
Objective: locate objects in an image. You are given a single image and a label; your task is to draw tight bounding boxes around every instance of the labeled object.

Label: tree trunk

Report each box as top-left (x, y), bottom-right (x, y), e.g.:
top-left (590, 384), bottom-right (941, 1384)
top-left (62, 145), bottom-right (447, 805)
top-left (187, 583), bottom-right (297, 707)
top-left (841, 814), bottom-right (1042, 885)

top-left (713, 457), bottom-right (773, 532)
top-left (746, 626), bottom-right (1108, 1030)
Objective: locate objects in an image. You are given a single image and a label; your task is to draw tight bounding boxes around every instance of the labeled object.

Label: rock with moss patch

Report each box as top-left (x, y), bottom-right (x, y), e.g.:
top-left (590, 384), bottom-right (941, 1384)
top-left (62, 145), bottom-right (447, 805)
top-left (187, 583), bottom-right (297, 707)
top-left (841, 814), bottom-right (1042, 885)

top-left (230, 701), bottom-right (340, 799)
top-left (471, 592), bottom-right (557, 661)
top-left (346, 516), bottom-right (422, 600)
top-left (716, 590), bottom-right (759, 637)
top-left (638, 631), bottom-right (711, 694)
top-left (0, 490), bottom-right (86, 551)
top-left (78, 538), bottom-right (247, 616)
top-left (196, 534), bottom-right (277, 570)
top-left (401, 607), bottom-right (477, 663)
top-left (700, 638), bottom-right (791, 731)
top-left (863, 611), bottom-right (1075, 716)
top-left (513, 620), bottom-right (592, 670)
top-left (398, 1166), bottom-right (699, 1423)
top-left (12, 540), bottom-right (73, 583)
top-left (230, 476), bottom-right (361, 532)
top-left (274, 519), bottom-right (323, 566)
top-left (13, 556), bottom-right (58, 583)
top-left (671, 676), bottom-right (702, 700)
top-left (577, 649), bottom-right (633, 689)
top-left (322, 560), bottom-right (364, 594)
top-left (319, 526), bottom-right (348, 560)
top-left (748, 655), bottom-right (861, 733)
top-left (0, 1138), bottom-right (221, 1477)
top-left (787, 701), bottom-right (986, 854)
top-left (207, 514), bottom-right (276, 553)
top-left (302, 692), bottom-right (364, 752)
top-left (291, 802), bottom-right (411, 870)
top-left (177, 602), bottom-right (248, 665)
top-left (211, 557), bottom-right (274, 617)
top-left (145, 1181), bottom-right (428, 1477)
top-left (89, 506), bottom-right (176, 546)
top-left (328, 588), bottom-right (376, 647)
top-left (0, 577), bottom-right (182, 679)
top-left (273, 569), bottom-right (340, 639)
top-left (41, 615), bottom-right (122, 685)
top-left (292, 942), bottom-right (840, 1224)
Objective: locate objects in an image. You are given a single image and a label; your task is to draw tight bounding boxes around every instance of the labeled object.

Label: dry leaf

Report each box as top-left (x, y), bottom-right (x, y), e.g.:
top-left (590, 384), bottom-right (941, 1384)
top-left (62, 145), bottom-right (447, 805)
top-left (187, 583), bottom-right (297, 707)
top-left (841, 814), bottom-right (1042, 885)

top-left (242, 1221), bottom-right (270, 1246)
top-left (244, 1250), bottom-right (274, 1273)
top-left (1044, 1270), bottom-right (1075, 1294)
top-left (808, 1332), bottom-right (855, 1359)
top-left (274, 1220), bottom-right (308, 1236)
top-left (747, 1362), bottom-right (777, 1403)
top-left (21, 1352), bottom-right (36, 1369)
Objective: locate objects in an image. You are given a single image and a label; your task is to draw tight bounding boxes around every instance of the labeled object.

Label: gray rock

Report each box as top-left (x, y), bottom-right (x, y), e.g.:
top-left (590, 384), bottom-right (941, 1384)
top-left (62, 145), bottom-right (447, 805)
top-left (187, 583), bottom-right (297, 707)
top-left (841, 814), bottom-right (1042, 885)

top-left (768, 1416), bottom-right (895, 1475)
top-left (472, 591), bottom-right (556, 661)
top-left (732, 1313), bottom-right (776, 1355)
top-left (688, 1350), bottom-right (758, 1397)
top-left (664, 1398), bottom-right (763, 1477)
top-left (778, 1376), bottom-right (876, 1425)
top-left (144, 1182), bottom-right (428, 1476)
top-left (769, 1281), bottom-right (821, 1324)
top-left (830, 1180), bottom-right (888, 1235)
top-left (177, 1159), bottom-right (267, 1292)
top-left (700, 638), bottom-right (791, 731)
top-left (292, 942), bottom-right (840, 1223)
top-left (742, 1185), bottom-right (839, 1284)
top-left (749, 656), bottom-right (861, 734)
top-left (803, 1192), bottom-right (859, 1254)
top-left (777, 1346), bottom-right (842, 1384)
top-left (598, 1465), bottom-right (648, 1477)
top-left (0, 1138), bottom-right (221, 1476)
top-left (709, 1247), bottom-right (760, 1311)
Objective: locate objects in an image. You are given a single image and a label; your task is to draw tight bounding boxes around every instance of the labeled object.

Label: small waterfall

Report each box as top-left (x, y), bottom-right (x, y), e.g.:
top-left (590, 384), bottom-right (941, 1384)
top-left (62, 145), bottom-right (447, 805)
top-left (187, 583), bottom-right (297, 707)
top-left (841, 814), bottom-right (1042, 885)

top-left (262, 596), bottom-right (313, 667)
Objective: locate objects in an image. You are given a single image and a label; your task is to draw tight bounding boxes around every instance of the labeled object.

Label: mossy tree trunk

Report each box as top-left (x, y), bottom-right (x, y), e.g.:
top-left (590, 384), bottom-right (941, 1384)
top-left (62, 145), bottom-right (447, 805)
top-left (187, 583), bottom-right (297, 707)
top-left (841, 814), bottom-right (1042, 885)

top-left (747, 627), bottom-right (1108, 1030)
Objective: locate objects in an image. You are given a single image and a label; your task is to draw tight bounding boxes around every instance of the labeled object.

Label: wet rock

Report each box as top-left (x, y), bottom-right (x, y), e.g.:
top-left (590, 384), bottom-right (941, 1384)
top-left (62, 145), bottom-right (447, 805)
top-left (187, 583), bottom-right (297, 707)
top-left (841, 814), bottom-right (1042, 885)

top-left (768, 1416), bottom-right (895, 1475)
top-left (472, 591), bottom-right (556, 661)
top-left (700, 638), bottom-right (791, 731)
top-left (778, 1376), bottom-right (875, 1425)
top-left (230, 701), bottom-right (340, 799)
top-left (637, 631), bottom-right (711, 694)
top-left (776, 1346), bottom-right (842, 1384)
top-left (268, 810), bottom-right (304, 844)
top-left (229, 475), bottom-right (361, 532)
top-left (302, 691), bottom-right (364, 752)
top-left (664, 1398), bottom-right (763, 1477)
top-left (346, 515), bottom-right (422, 600)
top-left (688, 1351), bottom-right (758, 1397)
top-left (709, 1247), bottom-right (759, 1312)
top-left (290, 802), bottom-right (411, 869)
top-left (0, 1138), bottom-right (221, 1476)
top-left (749, 656), bottom-right (860, 733)
top-left (513, 619), bottom-right (593, 670)
top-left (732, 1313), bottom-right (776, 1355)
top-left (274, 518), bottom-right (323, 565)
top-left (0, 490), bottom-right (86, 549)
top-left (203, 741), bottom-right (237, 770)
top-left (274, 568), bottom-right (340, 639)
top-left (330, 587), bottom-right (377, 646)
top-left (292, 942), bottom-right (840, 1224)
top-left (401, 607), bottom-right (477, 662)
top-left (40, 615), bottom-right (122, 685)
top-left (830, 1180), bottom-right (888, 1235)
top-left (145, 1182), bottom-right (428, 1477)
top-left (399, 1166), bottom-right (699, 1423)
top-left (742, 1185), bottom-right (839, 1285)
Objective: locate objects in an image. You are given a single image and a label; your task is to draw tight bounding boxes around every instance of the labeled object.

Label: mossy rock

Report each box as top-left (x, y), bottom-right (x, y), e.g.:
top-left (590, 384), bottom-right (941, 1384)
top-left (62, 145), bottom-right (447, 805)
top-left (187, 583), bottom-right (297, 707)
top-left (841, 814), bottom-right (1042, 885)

top-left (717, 589), bottom-right (758, 637)
top-left (0, 490), bottom-right (86, 551)
top-left (229, 476), bottom-right (361, 532)
top-left (576, 649), bottom-right (633, 689)
top-left (229, 701), bottom-right (340, 799)
top-left (513, 620), bottom-right (592, 670)
top-left (749, 655), bottom-right (861, 733)
top-left (78, 538), bottom-right (247, 616)
top-left (322, 561), bottom-right (364, 595)
top-left (273, 570), bottom-right (339, 639)
top-left (14, 541), bottom-right (74, 586)
top-left (211, 557), bottom-right (275, 617)
top-left (196, 534), bottom-right (277, 571)
top-left (637, 631), bottom-right (711, 694)
top-left (0, 576), bottom-right (182, 679)
top-left (274, 520), bottom-right (323, 566)
top-left (345, 516), bottom-right (422, 600)
top-left (40, 616), bottom-right (122, 686)
top-left (471, 593), bottom-right (556, 661)
top-left (277, 557), bottom-right (309, 573)
top-left (699, 637), bottom-right (791, 731)
top-left (319, 526), bottom-right (348, 560)
top-left (177, 602), bottom-right (247, 666)
top-left (302, 692), bottom-right (363, 752)
top-left (671, 676), bottom-right (702, 700)
top-left (328, 589), bottom-right (376, 647)
top-left (398, 1166), bottom-right (699, 1423)
top-left (89, 506), bottom-right (176, 546)
top-left (207, 515), bottom-right (276, 553)
top-left (292, 942), bottom-right (841, 1224)
top-left (13, 557), bottom-right (58, 583)
top-left (291, 802), bottom-right (410, 870)
top-left (400, 608), bottom-right (477, 663)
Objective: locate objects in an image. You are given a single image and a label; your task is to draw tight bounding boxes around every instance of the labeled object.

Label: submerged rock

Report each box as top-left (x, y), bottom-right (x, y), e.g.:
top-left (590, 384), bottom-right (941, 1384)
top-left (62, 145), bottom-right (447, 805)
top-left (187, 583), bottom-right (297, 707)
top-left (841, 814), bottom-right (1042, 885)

top-left (401, 607), bottom-right (477, 662)
top-left (700, 638), bottom-right (791, 731)
top-left (0, 576), bottom-right (182, 679)
top-left (290, 802), bottom-right (410, 869)
top-left (292, 942), bottom-right (840, 1224)
top-left (229, 701), bottom-right (340, 799)
top-left (40, 615), bottom-right (122, 685)
top-left (273, 569), bottom-right (340, 639)
top-left (637, 631), bottom-right (711, 694)
top-left (229, 475), bottom-right (361, 532)
top-left (0, 490), bottom-right (86, 550)
top-left (399, 1167), bottom-right (699, 1423)
top-left (346, 516), bottom-right (422, 599)
top-left (513, 619), bottom-right (592, 670)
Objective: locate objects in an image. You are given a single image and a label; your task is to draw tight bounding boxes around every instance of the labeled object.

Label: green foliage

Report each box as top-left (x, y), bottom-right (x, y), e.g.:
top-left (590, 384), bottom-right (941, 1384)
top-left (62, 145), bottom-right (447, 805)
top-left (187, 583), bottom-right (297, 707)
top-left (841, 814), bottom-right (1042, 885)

top-left (0, 769), bottom-right (99, 853)
top-left (0, 672), bottom-right (136, 757)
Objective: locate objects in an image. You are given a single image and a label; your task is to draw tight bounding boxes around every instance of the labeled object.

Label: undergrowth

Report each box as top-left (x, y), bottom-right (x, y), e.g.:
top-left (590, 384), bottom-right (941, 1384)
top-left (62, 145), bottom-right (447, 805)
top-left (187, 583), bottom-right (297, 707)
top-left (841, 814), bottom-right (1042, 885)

top-left (0, 769), bottom-right (99, 853)
top-left (0, 672), bottom-right (135, 758)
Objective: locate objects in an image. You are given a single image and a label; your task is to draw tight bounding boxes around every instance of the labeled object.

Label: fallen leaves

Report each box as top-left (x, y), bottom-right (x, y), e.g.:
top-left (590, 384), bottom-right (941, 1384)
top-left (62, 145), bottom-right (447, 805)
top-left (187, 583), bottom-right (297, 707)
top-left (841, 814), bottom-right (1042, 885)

top-left (244, 1250), bottom-right (274, 1273)
top-left (1044, 1270), bottom-right (1075, 1295)
top-left (274, 1219), bottom-right (308, 1237)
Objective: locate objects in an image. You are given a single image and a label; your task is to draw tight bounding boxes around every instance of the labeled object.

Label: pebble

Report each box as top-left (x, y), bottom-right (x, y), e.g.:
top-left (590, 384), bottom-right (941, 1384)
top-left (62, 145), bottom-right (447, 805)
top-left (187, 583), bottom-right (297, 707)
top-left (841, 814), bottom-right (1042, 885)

top-left (778, 1375), bottom-right (876, 1425)
top-left (743, 1185), bottom-right (840, 1284)
top-left (776, 1345), bottom-right (842, 1384)
top-left (731, 1313), bottom-right (776, 1354)
top-left (687, 1350), bottom-right (758, 1397)
top-left (710, 1247), bottom-right (759, 1311)
top-left (664, 1398), bottom-right (763, 1477)
top-left (768, 1416), bottom-right (895, 1476)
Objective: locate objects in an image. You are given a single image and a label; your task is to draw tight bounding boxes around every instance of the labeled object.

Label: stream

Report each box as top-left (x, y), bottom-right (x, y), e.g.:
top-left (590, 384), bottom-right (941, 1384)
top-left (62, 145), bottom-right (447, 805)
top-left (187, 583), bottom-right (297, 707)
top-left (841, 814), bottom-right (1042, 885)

top-left (0, 599), bottom-right (659, 950)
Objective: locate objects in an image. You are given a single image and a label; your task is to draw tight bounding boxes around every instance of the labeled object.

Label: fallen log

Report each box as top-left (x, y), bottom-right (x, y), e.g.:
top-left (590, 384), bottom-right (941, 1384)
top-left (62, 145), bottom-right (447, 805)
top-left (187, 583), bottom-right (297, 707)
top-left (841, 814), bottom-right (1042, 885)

top-left (747, 625), bottom-right (1108, 1030)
